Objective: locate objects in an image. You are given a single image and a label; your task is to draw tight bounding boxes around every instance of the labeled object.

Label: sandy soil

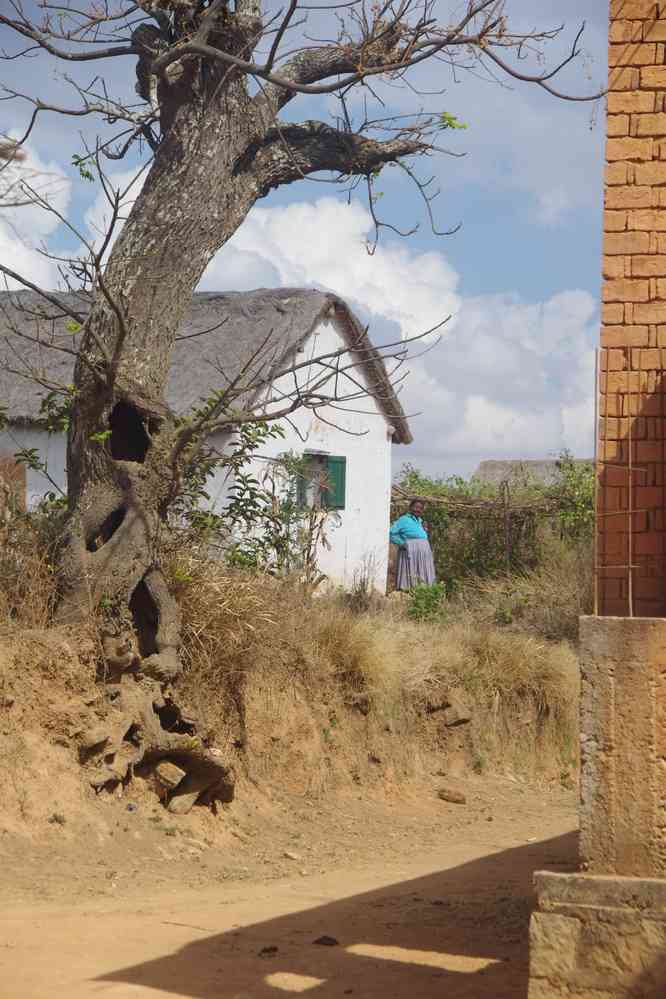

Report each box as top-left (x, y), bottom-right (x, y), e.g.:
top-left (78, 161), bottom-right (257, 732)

top-left (0, 775), bottom-right (577, 998)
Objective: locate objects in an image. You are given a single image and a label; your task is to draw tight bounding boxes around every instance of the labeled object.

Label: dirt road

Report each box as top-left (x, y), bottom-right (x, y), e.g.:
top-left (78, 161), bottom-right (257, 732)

top-left (1, 779), bottom-right (577, 999)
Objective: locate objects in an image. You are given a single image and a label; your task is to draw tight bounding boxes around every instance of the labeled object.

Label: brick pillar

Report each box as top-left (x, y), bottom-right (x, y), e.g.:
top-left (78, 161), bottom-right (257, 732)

top-left (599, 0), bottom-right (666, 617)
top-left (528, 6), bottom-right (666, 994)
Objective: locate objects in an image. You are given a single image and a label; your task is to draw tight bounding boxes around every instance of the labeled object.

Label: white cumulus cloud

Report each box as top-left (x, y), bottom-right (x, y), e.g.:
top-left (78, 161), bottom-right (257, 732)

top-left (0, 143), bottom-right (71, 290)
top-left (202, 197), bottom-right (462, 341)
top-left (208, 196), bottom-right (598, 475)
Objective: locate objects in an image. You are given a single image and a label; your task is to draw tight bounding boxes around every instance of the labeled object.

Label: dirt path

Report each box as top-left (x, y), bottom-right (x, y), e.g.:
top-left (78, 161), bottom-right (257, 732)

top-left (1, 778), bottom-right (577, 999)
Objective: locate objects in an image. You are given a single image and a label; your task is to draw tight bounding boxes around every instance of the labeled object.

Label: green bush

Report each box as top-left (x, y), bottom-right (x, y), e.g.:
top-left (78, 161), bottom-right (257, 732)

top-left (407, 582), bottom-right (447, 621)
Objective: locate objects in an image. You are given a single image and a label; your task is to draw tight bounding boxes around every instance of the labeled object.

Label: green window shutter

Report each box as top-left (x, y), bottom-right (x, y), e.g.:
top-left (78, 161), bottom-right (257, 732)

top-left (295, 460), bottom-right (309, 507)
top-left (325, 455), bottom-right (346, 510)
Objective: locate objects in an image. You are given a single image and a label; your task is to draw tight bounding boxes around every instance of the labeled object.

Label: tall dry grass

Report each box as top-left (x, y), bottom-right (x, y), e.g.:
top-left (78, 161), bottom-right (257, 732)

top-left (169, 548), bottom-right (580, 788)
top-left (0, 518), bottom-right (58, 630)
top-left (0, 520), bottom-right (581, 794)
top-left (458, 536), bottom-right (593, 643)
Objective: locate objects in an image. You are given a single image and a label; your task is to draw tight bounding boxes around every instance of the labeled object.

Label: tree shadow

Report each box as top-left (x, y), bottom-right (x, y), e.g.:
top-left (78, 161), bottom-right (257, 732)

top-left (97, 831), bottom-right (578, 999)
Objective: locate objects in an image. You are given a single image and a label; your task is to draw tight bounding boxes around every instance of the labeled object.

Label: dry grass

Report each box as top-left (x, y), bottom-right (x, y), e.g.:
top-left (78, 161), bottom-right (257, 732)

top-left (458, 536), bottom-right (593, 643)
top-left (169, 548), bottom-right (580, 789)
top-left (0, 524), bottom-right (581, 804)
top-left (0, 518), bottom-right (58, 630)
top-left (432, 620), bottom-right (579, 776)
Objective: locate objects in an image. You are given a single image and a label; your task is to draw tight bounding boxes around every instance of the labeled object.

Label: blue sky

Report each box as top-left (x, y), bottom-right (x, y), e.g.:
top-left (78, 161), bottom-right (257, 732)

top-left (0, 1), bottom-right (608, 477)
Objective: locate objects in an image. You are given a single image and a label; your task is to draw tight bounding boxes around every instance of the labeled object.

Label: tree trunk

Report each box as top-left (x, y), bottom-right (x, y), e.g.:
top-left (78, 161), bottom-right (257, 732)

top-left (57, 70), bottom-right (269, 679)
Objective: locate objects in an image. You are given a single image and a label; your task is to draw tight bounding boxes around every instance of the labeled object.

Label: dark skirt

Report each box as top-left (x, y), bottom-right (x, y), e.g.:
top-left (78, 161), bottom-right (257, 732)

top-left (396, 538), bottom-right (436, 590)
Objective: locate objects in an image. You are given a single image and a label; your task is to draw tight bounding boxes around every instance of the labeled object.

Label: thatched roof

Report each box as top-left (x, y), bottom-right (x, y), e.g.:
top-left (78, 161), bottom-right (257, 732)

top-left (0, 288), bottom-right (412, 444)
top-left (473, 458), bottom-right (592, 486)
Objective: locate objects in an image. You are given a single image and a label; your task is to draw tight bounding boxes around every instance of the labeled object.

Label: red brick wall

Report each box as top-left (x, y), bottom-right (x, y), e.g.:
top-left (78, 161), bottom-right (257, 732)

top-left (598, 1), bottom-right (666, 616)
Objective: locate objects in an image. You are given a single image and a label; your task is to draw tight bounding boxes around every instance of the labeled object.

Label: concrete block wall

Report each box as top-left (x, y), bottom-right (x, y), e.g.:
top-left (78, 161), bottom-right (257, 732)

top-left (599, 0), bottom-right (666, 616)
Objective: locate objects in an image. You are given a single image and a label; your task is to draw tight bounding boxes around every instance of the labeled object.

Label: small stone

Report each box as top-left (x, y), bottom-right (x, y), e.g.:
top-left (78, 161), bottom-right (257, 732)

top-left (167, 790), bottom-right (201, 816)
top-left (155, 761), bottom-right (186, 791)
top-left (259, 945), bottom-right (278, 959)
top-left (437, 787), bottom-right (466, 805)
top-left (284, 851), bottom-right (301, 861)
top-left (442, 688), bottom-right (472, 727)
top-left (313, 935), bottom-right (339, 947)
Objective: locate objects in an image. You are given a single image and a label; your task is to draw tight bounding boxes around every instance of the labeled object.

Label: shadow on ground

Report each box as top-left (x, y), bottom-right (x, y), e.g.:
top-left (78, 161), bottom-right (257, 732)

top-left (98, 831), bottom-right (578, 998)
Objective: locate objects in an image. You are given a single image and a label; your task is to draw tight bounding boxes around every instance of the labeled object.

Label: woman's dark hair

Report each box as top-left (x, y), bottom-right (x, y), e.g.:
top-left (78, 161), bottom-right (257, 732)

top-left (409, 497), bottom-right (426, 510)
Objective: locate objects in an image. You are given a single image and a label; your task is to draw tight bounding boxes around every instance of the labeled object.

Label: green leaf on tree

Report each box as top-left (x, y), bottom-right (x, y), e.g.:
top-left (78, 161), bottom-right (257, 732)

top-left (439, 112), bottom-right (468, 130)
top-left (89, 430), bottom-right (112, 445)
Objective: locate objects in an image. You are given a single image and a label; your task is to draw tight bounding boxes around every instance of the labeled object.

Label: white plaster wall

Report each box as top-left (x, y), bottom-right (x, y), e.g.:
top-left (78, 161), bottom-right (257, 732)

top-left (206, 316), bottom-right (393, 592)
top-left (1, 317), bottom-right (395, 590)
top-left (0, 427), bottom-right (67, 506)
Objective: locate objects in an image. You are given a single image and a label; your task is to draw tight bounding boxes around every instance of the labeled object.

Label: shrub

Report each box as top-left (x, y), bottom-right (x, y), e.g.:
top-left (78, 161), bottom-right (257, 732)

top-left (0, 513), bottom-right (61, 629)
top-left (459, 535), bottom-right (593, 643)
top-left (407, 582), bottom-right (447, 621)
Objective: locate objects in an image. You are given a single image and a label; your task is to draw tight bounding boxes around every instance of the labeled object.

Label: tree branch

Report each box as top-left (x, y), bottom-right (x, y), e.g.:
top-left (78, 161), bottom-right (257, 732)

top-left (0, 12), bottom-right (135, 61)
top-left (248, 119), bottom-right (427, 194)
top-left (0, 266), bottom-right (85, 325)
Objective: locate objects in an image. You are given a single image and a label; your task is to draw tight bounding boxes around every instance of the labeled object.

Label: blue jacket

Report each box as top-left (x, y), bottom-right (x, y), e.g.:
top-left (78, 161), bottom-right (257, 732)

top-left (389, 512), bottom-right (428, 545)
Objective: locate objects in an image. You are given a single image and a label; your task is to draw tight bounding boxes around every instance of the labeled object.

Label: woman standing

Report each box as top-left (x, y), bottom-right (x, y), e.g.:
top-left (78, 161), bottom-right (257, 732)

top-left (389, 497), bottom-right (437, 590)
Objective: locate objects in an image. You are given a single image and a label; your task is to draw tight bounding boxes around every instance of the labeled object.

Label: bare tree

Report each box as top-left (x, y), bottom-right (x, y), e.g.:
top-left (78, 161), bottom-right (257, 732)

top-left (0, 1), bottom-right (602, 678)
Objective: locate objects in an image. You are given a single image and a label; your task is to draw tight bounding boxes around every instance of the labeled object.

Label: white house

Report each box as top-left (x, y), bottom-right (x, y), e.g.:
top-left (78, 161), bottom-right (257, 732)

top-left (0, 289), bottom-right (412, 591)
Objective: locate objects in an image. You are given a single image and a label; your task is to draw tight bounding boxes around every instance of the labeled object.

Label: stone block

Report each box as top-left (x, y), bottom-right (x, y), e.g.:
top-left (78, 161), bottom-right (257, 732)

top-left (603, 303), bottom-right (625, 324)
top-left (579, 617), bottom-right (666, 877)
top-left (630, 254), bottom-right (666, 274)
top-left (604, 255), bottom-right (626, 279)
top-left (606, 161), bottom-right (630, 185)
top-left (605, 231), bottom-right (650, 254)
top-left (605, 185), bottom-right (651, 208)
top-left (610, 67), bottom-right (641, 91)
top-left (635, 112), bottom-right (666, 135)
top-left (607, 137), bottom-right (653, 161)
top-left (641, 66), bottom-right (666, 89)
top-left (609, 20), bottom-right (644, 44)
top-left (612, 0), bottom-right (666, 15)
top-left (601, 325), bottom-right (649, 347)
top-left (603, 278), bottom-right (649, 301)
top-left (628, 207), bottom-right (666, 229)
top-left (633, 300), bottom-right (666, 322)
top-left (645, 21), bottom-right (666, 41)
top-left (608, 113), bottom-right (631, 137)
top-left (635, 160), bottom-right (666, 185)
top-left (609, 43), bottom-right (656, 67)
top-left (528, 872), bottom-right (666, 999)
top-left (609, 92), bottom-right (656, 114)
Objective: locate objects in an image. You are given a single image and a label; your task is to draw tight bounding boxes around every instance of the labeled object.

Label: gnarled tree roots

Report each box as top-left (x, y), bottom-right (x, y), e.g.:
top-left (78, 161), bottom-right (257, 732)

top-left (80, 637), bottom-right (234, 815)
